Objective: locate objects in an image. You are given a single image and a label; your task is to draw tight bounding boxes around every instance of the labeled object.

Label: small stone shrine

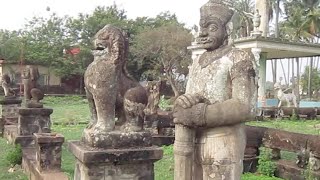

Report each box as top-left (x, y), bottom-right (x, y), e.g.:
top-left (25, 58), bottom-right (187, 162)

top-left (68, 24), bottom-right (163, 180)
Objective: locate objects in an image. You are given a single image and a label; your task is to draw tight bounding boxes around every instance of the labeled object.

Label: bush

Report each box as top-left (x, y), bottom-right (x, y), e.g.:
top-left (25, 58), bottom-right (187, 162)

top-left (257, 148), bottom-right (277, 177)
top-left (6, 144), bottom-right (22, 166)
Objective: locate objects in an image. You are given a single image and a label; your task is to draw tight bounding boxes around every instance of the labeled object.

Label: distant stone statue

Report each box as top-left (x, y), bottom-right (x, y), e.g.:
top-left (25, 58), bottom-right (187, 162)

top-left (22, 65), bottom-right (44, 108)
top-left (1, 74), bottom-right (16, 97)
top-left (274, 82), bottom-right (297, 108)
top-left (173, 0), bottom-right (258, 179)
top-left (83, 24), bottom-right (149, 148)
top-left (144, 81), bottom-right (161, 116)
top-left (191, 25), bottom-right (199, 43)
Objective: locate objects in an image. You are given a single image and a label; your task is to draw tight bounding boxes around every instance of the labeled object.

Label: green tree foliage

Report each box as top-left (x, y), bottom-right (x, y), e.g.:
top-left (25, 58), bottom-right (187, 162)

top-left (132, 21), bottom-right (192, 97)
top-left (300, 65), bottom-right (320, 93)
top-left (0, 30), bottom-right (22, 62)
top-left (0, 5), bottom-right (193, 95)
top-left (280, 0), bottom-right (320, 41)
top-left (23, 13), bottom-right (69, 66)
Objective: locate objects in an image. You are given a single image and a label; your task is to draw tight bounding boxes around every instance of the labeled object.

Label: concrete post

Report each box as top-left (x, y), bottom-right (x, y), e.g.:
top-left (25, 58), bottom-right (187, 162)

top-left (255, 0), bottom-right (269, 37)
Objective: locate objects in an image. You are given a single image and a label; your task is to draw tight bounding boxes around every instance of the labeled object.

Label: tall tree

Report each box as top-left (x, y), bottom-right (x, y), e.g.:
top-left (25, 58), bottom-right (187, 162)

top-left (132, 23), bottom-right (192, 97)
top-left (232, 0), bottom-right (255, 37)
top-left (0, 30), bottom-right (23, 62)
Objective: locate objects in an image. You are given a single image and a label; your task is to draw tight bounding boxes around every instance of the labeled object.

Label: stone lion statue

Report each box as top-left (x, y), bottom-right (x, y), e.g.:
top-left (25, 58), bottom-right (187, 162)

top-left (1, 74), bottom-right (16, 97)
top-left (22, 65), bottom-right (40, 100)
top-left (83, 25), bottom-right (149, 148)
top-left (274, 82), bottom-right (297, 107)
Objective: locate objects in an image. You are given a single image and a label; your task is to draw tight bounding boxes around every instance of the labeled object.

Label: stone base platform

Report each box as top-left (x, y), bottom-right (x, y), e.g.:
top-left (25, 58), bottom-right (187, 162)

top-left (3, 125), bottom-right (34, 147)
top-left (152, 135), bottom-right (174, 146)
top-left (82, 129), bottom-right (152, 148)
top-left (68, 140), bottom-right (163, 180)
top-left (22, 147), bottom-right (68, 180)
top-left (275, 159), bottom-right (320, 180)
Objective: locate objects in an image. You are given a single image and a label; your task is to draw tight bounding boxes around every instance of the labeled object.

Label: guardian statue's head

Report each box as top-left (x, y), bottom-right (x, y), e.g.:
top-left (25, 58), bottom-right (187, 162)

top-left (196, 0), bottom-right (234, 50)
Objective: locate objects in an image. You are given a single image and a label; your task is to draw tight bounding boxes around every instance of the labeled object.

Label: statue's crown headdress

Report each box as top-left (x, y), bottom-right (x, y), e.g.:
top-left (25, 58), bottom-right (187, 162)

top-left (200, 0), bottom-right (234, 24)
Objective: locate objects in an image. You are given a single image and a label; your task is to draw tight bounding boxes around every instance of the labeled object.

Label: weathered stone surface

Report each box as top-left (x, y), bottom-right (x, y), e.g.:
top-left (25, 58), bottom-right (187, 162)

top-left (82, 130), bottom-right (152, 149)
top-left (22, 147), bottom-right (68, 180)
top-left (3, 124), bottom-right (18, 144)
top-left (0, 97), bottom-right (22, 105)
top-left (0, 97), bottom-right (22, 125)
top-left (83, 24), bottom-right (148, 147)
top-left (74, 159), bottom-right (154, 180)
top-left (34, 133), bottom-right (64, 172)
top-left (22, 65), bottom-right (40, 100)
top-left (18, 108), bottom-right (53, 136)
top-left (275, 159), bottom-right (320, 180)
top-left (262, 128), bottom-right (320, 157)
top-left (69, 141), bottom-right (163, 180)
top-left (68, 141), bottom-right (162, 164)
top-left (172, 0), bottom-right (257, 179)
top-left (152, 135), bottom-right (174, 146)
top-left (1, 74), bottom-right (18, 97)
top-left (4, 124), bottom-right (34, 147)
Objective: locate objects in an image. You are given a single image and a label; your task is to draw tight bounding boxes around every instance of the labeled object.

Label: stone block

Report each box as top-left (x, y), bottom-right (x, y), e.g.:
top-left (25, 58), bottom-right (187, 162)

top-left (34, 133), bottom-right (64, 173)
top-left (0, 97), bottom-right (22, 125)
top-left (82, 129), bottom-right (152, 149)
top-left (68, 141), bottom-right (163, 180)
top-left (22, 147), bottom-right (68, 180)
top-left (18, 108), bottom-right (53, 136)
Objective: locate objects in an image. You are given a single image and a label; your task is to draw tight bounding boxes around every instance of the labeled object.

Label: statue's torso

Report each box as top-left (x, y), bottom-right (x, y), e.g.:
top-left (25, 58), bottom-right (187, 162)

top-left (186, 50), bottom-right (234, 104)
top-left (186, 48), bottom-right (250, 137)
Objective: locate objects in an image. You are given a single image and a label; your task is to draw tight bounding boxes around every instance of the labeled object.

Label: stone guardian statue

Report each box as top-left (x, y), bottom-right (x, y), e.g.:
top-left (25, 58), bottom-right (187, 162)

top-left (173, 0), bottom-right (258, 179)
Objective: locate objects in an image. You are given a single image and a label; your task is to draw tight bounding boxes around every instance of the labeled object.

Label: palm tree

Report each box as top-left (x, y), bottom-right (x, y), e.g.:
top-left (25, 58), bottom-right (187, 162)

top-left (232, 0), bottom-right (255, 37)
top-left (300, 0), bottom-right (320, 37)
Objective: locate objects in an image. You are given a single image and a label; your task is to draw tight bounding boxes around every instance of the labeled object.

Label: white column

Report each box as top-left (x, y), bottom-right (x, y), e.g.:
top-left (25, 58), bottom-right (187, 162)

top-left (251, 48), bottom-right (267, 106)
top-left (255, 0), bottom-right (269, 37)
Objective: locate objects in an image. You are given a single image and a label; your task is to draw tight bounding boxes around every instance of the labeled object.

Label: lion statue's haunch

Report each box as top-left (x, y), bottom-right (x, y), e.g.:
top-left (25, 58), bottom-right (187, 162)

top-left (83, 25), bottom-right (149, 148)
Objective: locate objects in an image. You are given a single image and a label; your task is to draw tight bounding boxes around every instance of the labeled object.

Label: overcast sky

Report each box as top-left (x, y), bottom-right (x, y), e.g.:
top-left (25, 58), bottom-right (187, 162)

top-left (0, 0), bottom-right (311, 83)
top-left (0, 0), bottom-right (208, 30)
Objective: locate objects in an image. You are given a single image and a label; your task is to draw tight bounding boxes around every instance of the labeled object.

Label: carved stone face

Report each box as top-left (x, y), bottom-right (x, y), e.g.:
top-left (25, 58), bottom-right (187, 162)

top-left (196, 17), bottom-right (227, 50)
top-left (92, 25), bottom-right (125, 56)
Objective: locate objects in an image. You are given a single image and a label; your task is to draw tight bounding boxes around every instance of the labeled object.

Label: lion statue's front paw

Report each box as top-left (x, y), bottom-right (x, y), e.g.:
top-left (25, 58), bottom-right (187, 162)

top-left (90, 122), bottom-right (113, 133)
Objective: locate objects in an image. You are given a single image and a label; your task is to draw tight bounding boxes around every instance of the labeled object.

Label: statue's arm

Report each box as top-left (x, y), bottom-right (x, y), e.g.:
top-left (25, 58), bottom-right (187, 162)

top-left (203, 53), bottom-right (257, 127)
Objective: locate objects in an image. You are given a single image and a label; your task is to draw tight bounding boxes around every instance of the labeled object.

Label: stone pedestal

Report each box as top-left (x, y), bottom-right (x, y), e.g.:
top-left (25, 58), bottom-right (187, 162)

top-left (0, 97), bottom-right (22, 134)
top-left (34, 133), bottom-right (64, 172)
top-left (18, 108), bottom-right (52, 135)
top-left (16, 108), bottom-right (53, 147)
top-left (22, 133), bottom-right (68, 180)
top-left (68, 141), bottom-right (163, 180)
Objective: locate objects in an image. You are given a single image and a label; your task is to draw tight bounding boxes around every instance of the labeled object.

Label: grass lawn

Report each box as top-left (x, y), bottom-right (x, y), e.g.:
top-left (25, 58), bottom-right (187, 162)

top-left (247, 119), bottom-right (320, 135)
top-left (1, 96), bottom-right (319, 180)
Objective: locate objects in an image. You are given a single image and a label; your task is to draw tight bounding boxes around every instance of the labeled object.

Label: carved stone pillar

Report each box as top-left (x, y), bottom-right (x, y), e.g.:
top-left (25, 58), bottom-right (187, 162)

top-left (34, 133), bottom-right (64, 172)
top-left (256, 0), bottom-right (269, 37)
top-left (251, 48), bottom-right (267, 107)
top-left (0, 97), bottom-right (22, 126)
top-left (69, 141), bottom-right (162, 180)
top-left (16, 108), bottom-right (52, 147)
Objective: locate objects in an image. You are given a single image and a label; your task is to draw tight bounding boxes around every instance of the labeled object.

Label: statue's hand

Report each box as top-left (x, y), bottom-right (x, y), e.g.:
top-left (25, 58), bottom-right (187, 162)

top-left (174, 93), bottom-right (203, 109)
top-left (173, 103), bottom-right (207, 127)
